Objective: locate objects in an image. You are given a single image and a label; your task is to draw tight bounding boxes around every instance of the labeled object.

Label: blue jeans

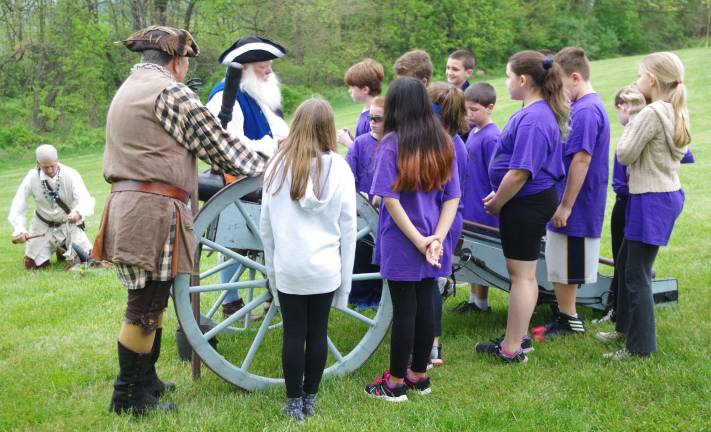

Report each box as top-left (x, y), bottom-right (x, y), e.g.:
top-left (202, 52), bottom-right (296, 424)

top-left (220, 258), bottom-right (241, 304)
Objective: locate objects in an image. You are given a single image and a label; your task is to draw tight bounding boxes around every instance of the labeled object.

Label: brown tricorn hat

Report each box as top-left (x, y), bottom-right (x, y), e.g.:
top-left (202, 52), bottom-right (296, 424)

top-left (122, 25), bottom-right (199, 57)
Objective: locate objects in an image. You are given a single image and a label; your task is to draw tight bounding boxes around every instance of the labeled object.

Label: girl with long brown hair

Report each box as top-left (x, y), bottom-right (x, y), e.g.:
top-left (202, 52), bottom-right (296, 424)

top-left (364, 77), bottom-right (460, 402)
top-left (261, 98), bottom-right (357, 420)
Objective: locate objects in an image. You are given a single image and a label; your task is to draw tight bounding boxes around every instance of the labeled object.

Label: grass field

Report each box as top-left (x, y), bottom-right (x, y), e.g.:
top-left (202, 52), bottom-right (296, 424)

top-left (1, 47), bottom-right (710, 431)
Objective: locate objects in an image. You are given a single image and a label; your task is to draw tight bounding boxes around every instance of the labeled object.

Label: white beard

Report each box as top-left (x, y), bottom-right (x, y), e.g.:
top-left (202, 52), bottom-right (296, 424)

top-left (240, 67), bottom-right (282, 113)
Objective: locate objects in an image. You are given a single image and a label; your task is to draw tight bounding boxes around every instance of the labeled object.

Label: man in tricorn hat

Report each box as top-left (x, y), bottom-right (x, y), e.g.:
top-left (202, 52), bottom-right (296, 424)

top-left (8, 144), bottom-right (95, 270)
top-left (92, 25), bottom-right (268, 416)
top-left (205, 35), bottom-right (289, 318)
top-left (206, 35), bottom-right (289, 158)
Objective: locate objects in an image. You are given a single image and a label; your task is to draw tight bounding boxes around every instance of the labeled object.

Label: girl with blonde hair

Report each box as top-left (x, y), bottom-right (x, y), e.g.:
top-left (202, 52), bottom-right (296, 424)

top-left (600, 52), bottom-right (691, 359)
top-left (261, 98), bottom-right (357, 419)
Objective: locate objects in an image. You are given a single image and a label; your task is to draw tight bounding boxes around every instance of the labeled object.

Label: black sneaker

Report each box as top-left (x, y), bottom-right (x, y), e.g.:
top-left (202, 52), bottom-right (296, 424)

top-left (474, 341), bottom-right (528, 363)
top-left (451, 300), bottom-right (490, 314)
top-left (477, 335), bottom-right (534, 354)
top-left (532, 313), bottom-right (585, 341)
top-left (364, 371), bottom-right (408, 402)
top-left (404, 374), bottom-right (432, 395)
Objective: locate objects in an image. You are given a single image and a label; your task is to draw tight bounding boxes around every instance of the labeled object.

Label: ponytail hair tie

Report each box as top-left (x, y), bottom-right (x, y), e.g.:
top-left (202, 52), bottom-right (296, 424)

top-left (542, 58), bottom-right (554, 70)
top-left (675, 80), bottom-right (683, 86)
top-left (432, 102), bottom-right (442, 117)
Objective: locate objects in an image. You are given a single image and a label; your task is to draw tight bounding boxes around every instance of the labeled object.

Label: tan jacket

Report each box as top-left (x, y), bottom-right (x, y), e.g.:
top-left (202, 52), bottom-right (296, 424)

top-left (616, 101), bottom-right (687, 194)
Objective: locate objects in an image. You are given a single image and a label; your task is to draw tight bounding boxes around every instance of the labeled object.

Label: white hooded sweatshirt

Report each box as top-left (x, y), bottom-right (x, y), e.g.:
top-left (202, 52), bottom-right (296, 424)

top-left (260, 151), bottom-right (357, 308)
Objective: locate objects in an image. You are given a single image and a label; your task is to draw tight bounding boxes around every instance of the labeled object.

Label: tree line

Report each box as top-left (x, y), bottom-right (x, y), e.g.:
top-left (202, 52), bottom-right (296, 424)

top-left (0, 0), bottom-right (709, 154)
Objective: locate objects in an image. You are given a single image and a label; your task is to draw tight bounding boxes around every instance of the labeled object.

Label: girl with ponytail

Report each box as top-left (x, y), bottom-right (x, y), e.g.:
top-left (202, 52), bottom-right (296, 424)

top-left (603, 52), bottom-right (691, 360)
top-left (474, 50), bottom-right (567, 363)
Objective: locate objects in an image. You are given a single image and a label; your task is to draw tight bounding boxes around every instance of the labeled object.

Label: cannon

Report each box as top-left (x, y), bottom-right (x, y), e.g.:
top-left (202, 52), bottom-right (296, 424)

top-left (173, 176), bottom-right (678, 391)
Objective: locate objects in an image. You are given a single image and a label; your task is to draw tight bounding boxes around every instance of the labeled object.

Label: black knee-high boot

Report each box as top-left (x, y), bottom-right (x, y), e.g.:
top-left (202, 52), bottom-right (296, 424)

top-left (109, 341), bottom-right (176, 415)
top-left (145, 328), bottom-right (176, 398)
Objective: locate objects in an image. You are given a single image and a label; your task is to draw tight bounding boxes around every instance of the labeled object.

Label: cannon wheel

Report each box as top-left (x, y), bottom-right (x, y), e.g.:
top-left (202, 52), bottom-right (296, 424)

top-left (173, 176), bottom-right (392, 391)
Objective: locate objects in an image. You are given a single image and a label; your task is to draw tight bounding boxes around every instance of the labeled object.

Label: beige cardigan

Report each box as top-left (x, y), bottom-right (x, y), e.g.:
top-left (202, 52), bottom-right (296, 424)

top-left (616, 101), bottom-right (688, 194)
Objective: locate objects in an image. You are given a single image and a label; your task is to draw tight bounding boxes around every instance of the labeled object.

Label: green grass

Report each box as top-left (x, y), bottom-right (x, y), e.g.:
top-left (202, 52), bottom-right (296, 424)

top-left (1, 47), bottom-right (710, 431)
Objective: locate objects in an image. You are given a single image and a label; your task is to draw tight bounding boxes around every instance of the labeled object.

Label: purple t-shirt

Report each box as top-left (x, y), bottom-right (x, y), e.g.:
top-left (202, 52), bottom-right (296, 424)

top-left (614, 149), bottom-right (694, 197)
top-left (548, 93), bottom-right (610, 238)
top-left (345, 132), bottom-right (379, 196)
top-left (462, 123), bottom-right (500, 227)
top-left (370, 132), bottom-right (461, 281)
top-left (449, 134), bottom-right (467, 256)
top-left (612, 156), bottom-right (628, 196)
top-left (489, 100), bottom-right (563, 198)
top-left (355, 110), bottom-right (370, 137)
top-left (625, 190), bottom-right (684, 246)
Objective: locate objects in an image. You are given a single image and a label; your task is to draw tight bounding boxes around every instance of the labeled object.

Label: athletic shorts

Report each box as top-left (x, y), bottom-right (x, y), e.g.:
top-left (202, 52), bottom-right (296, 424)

top-left (499, 187), bottom-right (558, 261)
top-left (545, 230), bottom-right (600, 284)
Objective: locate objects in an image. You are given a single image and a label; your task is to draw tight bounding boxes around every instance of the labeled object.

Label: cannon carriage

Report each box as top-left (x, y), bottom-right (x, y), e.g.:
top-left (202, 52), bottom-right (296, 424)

top-left (173, 176), bottom-right (678, 391)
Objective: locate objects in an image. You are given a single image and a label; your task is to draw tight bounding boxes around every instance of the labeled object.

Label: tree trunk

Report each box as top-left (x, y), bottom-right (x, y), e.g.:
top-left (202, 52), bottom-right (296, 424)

top-left (129, 0), bottom-right (143, 30)
top-left (184, 0), bottom-right (196, 30)
top-left (152, 0), bottom-right (167, 25)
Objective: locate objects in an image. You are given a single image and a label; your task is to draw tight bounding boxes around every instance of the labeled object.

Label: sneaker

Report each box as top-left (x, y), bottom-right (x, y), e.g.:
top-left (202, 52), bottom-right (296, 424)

top-left (603, 348), bottom-right (650, 361)
top-left (477, 335), bottom-right (534, 354)
top-left (531, 313), bottom-right (585, 341)
top-left (301, 393), bottom-right (317, 417)
top-left (354, 303), bottom-right (369, 311)
top-left (364, 371), bottom-right (408, 402)
top-left (592, 308), bottom-right (616, 324)
top-left (430, 345), bottom-right (443, 367)
top-left (437, 277), bottom-right (455, 299)
top-left (282, 397), bottom-right (305, 421)
top-left (594, 331), bottom-right (625, 344)
top-left (474, 341), bottom-right (528, 363)
top-left (451, 300), bottom-right (490, 314)
top-left (404, 374), bottom-right (432, 395)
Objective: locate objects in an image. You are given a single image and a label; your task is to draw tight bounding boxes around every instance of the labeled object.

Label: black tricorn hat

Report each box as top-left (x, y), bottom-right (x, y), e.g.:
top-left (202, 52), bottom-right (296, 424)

top-left (218, 35), bottom-right (286, 65)
top-left (122, 25), bottom-right (199, 57)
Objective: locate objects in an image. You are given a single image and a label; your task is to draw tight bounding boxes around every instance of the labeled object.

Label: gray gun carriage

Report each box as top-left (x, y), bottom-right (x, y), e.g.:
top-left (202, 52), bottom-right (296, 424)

top-left (173, 176), bottom-right (679, 391)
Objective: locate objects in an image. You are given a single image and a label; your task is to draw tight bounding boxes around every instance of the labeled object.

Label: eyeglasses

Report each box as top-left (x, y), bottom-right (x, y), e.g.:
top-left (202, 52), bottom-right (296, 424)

top-left (368, 115), bottom-right (383, 123)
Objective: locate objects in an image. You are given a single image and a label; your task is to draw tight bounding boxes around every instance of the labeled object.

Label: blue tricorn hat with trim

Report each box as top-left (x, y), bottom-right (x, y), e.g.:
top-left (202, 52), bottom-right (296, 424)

top-left (218, 35), bottom-right (286, 65)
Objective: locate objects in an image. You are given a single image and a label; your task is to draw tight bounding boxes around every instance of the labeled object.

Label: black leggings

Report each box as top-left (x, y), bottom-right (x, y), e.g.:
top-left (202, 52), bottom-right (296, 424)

top-left (278, 290), bottom-right (334, 398)
top-left (608, 194), bottom-right (628, 312)
top-left (388, 279), bottom-right (435, 378)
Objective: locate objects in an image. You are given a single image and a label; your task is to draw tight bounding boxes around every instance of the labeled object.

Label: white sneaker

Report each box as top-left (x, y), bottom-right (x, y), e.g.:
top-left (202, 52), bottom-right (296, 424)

top-left (603, 348), bottom-right (630, 360)
top-left (592, 309), bottom-right (615, 324)
top-left (594, 331), bottom-right (625, 344)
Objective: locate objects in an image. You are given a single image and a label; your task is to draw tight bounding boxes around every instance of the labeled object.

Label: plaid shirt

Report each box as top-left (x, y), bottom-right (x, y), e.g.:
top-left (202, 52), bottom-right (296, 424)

top-left (116, 64), bottom-right (268, 289)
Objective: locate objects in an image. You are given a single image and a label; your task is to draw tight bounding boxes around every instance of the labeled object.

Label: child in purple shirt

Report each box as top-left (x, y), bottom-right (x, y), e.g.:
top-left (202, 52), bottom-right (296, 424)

top-left (453, 82), bottom-right (500, 316)
top-left (364, 77), bottom-right (460, 402)
top-left (536, 47), bottom-right (611, 341)
top-left (345, 97), bottom-right (385, 309)
top-left (336, 59), bottom-right (385, 149)
top-left (427, 82), bottom-right (470, 366)
top-left (474, 51), bottom-right (568, 363)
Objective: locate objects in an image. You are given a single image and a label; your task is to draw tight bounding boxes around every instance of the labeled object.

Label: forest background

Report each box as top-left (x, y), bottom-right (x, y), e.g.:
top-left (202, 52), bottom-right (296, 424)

top-left (1, 0), bottom-right (710, 160)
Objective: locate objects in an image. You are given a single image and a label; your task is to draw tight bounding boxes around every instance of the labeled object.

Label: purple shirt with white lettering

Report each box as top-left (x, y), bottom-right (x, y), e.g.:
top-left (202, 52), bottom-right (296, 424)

top-left (463, 123), bottom-right (500, 227)
top-left (489, 100), bottom-right (564, 198)
top-left (345, 132), bottom-right (379, 197)
top-left (355, 110), bottom-right (370, 137)
top-left (370, 132), bottom-right (461, 281)
top-left (548, 93), bottom-right (610, 238)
